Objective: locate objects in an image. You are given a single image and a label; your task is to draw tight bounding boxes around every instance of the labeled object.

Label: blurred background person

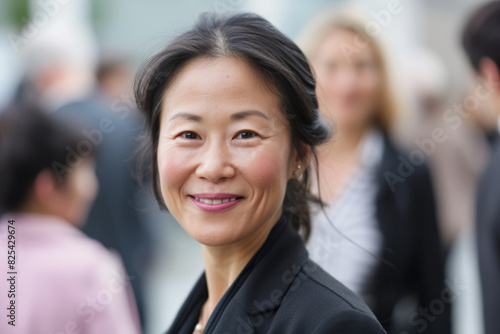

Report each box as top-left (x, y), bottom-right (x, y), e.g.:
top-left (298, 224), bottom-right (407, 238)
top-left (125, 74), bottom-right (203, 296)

top-left (400, 48), bottom-right (489, 334)
top-left (2, 1), bottom-right (155, 330)
top-left (0, 103), bottom-right (141, 334)
top-left (399, 49), bottom-right (490, 250)
top-left (462, 2), bottom-right (500, 334)
top-left (12, 45), bottom-right (95, 111)
top-left (54, 53), bottom-right (154, 329)
top-left (297, 7), bottom-right (450, 334)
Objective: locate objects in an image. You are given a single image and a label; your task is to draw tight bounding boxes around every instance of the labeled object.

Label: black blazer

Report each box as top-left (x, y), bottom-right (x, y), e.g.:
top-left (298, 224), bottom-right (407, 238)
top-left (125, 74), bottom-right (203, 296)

top-left (371, 134), bottom-right (451, 334)
top-left (476, 137), bottom-right (500, 334)
top-left (167, 215), bottom-right (386, 334)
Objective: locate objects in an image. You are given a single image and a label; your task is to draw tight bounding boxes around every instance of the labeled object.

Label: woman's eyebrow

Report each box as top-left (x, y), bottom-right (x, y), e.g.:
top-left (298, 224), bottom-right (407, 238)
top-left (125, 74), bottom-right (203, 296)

top-left (168, 110), bottom-right (270, 123)
top-left (168, 112), bottom-right (202, 123)
top-left (230, 110), bottom-right (270, 121)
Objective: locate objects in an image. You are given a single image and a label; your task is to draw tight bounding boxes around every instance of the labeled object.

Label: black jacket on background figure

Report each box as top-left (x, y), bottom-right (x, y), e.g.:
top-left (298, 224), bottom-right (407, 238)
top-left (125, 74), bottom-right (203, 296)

top-left (55, 91), bottom-right (153, 327)
top-left (371, 134), bottom-right (451, 334)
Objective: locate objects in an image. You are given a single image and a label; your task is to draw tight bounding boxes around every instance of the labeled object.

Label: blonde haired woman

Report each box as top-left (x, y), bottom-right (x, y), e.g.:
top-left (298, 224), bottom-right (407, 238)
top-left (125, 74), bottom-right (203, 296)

top-left (298, 7), bottom-right (451, 334)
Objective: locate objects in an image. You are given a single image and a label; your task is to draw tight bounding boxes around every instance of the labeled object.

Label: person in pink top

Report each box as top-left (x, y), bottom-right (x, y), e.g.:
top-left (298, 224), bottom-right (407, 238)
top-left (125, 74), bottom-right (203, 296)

top-left (0, 103), bottom-right (141, 334)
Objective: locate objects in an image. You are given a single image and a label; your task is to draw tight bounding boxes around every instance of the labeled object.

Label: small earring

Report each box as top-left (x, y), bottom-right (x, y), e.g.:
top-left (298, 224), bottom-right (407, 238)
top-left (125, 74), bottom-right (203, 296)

top-left (293, 164), bottom-right (301, 176)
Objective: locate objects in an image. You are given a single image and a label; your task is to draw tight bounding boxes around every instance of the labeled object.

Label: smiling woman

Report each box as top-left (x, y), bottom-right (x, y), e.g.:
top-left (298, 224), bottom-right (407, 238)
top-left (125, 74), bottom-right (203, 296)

top-left (134, 12), bottom-right (386, 334)
top-left (158, 56), bottom-right (294, 247)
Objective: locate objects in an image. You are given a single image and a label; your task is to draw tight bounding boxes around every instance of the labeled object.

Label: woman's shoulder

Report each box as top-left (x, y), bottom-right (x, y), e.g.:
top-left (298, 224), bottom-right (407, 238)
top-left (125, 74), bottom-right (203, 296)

top-left (294, 259), bottom-right (376, 314)
top-left (310, 309), bottom-right (386, 334)
top-left (277, 259), bottom-right (386, 333)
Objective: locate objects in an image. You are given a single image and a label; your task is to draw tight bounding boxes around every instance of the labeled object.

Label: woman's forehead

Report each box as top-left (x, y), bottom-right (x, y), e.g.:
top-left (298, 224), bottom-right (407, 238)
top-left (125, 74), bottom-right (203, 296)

top-left (160, 57), bottom-right (284, 121)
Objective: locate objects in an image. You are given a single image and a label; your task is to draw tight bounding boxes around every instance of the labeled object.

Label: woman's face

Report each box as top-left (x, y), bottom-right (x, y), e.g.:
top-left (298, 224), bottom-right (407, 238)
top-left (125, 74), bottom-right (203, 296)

top-left (157, 57), bottom-right (298, 246)
top-left (312, 28), bottom-right (382, 129)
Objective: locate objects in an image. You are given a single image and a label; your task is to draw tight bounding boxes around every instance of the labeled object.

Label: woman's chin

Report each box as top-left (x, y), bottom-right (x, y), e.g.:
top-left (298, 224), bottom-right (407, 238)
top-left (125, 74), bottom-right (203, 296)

top-left (191, 232), bottom-right (242, 247)
top-left (181, 220), bottom-right (244, 247)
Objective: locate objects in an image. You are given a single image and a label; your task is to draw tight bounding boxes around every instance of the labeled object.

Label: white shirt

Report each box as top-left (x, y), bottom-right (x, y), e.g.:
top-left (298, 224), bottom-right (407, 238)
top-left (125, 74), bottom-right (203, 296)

top-left (307, 129), bottom-right (384, 306)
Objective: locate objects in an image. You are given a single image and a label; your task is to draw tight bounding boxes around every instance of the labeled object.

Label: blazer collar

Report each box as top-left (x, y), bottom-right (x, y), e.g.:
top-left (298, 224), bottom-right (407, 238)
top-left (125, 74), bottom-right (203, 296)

top-left (232, 214), bottom-right (309, 316)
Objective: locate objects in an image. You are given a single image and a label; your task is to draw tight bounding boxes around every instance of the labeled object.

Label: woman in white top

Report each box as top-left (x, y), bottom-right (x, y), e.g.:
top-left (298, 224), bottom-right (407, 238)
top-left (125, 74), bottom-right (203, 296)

top-left (298, 7), bottom-right (450, 334)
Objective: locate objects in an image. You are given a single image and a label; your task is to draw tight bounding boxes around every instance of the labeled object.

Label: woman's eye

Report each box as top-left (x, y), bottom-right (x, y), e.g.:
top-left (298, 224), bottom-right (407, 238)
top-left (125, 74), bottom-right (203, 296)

top-left (235, 131), bottom-right (257, 139)
top-left (179, 131), bottom-right (200, 139)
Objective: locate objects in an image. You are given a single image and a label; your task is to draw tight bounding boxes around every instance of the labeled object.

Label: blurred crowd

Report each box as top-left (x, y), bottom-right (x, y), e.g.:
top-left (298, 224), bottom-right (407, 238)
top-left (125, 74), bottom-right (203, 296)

top-left (0, 1), bottom-right (499, 334)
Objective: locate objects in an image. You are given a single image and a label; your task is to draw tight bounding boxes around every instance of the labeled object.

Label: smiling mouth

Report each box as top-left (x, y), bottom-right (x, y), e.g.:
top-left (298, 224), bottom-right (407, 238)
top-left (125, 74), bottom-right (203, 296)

top-left (188, 194), bottom-right (244, 212)
top-left (192, 196), bottom-right (239, 204)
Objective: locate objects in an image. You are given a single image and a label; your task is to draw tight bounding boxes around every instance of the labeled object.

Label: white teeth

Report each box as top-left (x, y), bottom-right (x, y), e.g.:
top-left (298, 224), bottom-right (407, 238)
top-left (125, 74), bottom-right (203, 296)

top-left (193, 197), bottom-right (238, 204)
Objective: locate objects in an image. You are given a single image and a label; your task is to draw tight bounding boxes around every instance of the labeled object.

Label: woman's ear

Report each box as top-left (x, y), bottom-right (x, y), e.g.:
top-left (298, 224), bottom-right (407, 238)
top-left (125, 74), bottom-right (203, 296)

top-left (290, 143), bottom-right (311, 179)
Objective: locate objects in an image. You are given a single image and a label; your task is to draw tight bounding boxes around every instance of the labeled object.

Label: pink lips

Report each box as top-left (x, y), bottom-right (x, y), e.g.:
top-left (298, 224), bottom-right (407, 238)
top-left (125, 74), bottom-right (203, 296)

top-left (189, 193), bottom-right (243, 213)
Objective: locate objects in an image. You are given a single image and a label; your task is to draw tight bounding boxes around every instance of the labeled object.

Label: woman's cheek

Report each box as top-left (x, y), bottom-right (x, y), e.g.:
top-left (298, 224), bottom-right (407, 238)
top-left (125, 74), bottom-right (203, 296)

top-left (157, 147), bottom-right (193, 197)
top-left (238, 147), bottom-right (288, 190)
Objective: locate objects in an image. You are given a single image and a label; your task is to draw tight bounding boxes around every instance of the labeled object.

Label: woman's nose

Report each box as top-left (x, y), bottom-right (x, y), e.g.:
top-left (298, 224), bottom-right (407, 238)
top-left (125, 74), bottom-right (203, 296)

top-left (195, 140), bottom-right (236, 182)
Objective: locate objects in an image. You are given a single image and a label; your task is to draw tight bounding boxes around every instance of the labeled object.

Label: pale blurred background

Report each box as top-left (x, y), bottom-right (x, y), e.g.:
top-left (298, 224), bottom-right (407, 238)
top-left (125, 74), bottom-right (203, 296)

top-left (0, 0), bottom-right (493, 333)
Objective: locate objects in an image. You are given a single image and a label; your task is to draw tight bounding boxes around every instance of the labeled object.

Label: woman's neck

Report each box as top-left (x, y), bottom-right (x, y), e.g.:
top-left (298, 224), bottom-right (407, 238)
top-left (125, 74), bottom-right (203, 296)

top-left (200, 213), bottom-right (278, 321)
